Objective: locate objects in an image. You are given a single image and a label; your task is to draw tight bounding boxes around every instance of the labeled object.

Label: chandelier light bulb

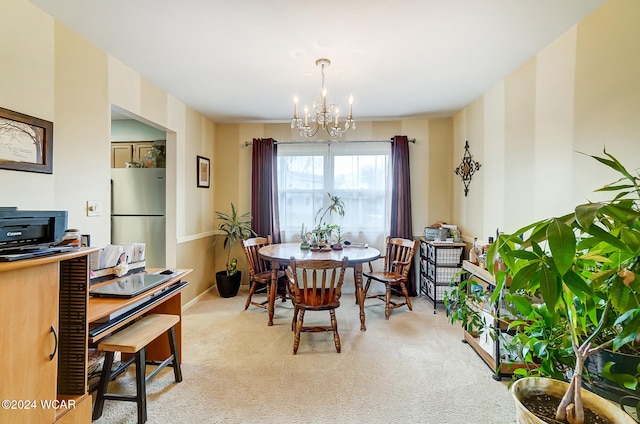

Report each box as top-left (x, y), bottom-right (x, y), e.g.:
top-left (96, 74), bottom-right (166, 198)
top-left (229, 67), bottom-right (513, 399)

top-left (290, 58), bottom-right (356, 139)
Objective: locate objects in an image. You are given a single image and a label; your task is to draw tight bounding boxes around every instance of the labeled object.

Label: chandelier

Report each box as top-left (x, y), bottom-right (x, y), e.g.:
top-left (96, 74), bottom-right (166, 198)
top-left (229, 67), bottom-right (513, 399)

top-left (291, 58), bottom-right (356, 138)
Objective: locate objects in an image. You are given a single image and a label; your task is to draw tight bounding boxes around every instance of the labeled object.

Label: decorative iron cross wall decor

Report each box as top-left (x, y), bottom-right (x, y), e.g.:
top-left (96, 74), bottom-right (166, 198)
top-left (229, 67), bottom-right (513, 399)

top-left (454, 141), bottom-right (481, 196)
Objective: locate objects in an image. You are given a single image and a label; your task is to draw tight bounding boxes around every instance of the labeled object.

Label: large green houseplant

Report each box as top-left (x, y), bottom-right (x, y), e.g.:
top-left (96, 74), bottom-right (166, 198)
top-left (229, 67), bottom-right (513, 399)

top-left (214, 203), bottom-right (255, 297)
top-left (482, 150), bottom-right (640, 423)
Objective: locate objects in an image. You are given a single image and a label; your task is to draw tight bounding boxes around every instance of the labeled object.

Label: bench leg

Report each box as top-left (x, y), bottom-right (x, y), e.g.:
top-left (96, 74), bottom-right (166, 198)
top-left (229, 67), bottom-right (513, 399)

top-left (168, 326), bottom-right (183, 383)
top-left (135, 348), bottom-right (147, 424)
top-left (92, 351), bottom-right (115, 420)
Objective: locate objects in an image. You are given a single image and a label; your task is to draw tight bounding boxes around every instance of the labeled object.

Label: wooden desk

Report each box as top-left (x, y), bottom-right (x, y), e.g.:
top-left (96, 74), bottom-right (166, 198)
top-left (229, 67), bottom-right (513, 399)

top-left (88, 268), bottom-right (192, 361)
top-left (258, 243), bottom-right (381, 331)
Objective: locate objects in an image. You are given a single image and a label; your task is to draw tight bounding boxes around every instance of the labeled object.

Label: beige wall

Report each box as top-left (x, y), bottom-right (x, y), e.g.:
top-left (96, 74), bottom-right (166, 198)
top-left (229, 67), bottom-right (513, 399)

top-left (6, 0), bottom-right (636, 300)
top-left (452, 0), bottom-right (640, 246)
top-left (0, 0), bottom-right (217, 304)
top-left (1, 0), bottom-right (56, 207)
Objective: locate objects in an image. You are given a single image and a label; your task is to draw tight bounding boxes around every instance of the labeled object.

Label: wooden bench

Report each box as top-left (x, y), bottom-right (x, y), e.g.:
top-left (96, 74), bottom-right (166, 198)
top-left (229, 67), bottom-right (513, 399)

top-left (92, 313), bottom-right (183, 424)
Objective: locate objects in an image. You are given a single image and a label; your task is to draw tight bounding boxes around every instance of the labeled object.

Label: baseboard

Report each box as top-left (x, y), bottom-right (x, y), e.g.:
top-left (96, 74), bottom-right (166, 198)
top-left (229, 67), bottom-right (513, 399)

top-left (183, 286), bottom-right (216, 311)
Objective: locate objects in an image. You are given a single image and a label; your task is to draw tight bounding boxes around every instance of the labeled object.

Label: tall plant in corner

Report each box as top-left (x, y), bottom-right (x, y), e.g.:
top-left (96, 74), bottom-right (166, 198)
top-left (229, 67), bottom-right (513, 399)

top-left (486, 149), bottom-right (640, 423)
top-left (215, 203), bottom-right (255, 276)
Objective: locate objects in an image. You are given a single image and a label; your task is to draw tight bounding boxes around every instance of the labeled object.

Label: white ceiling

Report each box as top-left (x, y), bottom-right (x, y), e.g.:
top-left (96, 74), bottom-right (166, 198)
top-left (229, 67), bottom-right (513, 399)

top-left (29, 0), bottom-right (607, 124)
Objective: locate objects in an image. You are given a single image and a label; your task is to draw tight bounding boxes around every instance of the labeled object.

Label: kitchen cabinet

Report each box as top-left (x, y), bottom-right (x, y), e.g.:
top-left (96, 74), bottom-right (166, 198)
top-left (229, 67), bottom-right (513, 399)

top-left (111, 142), bottom-right (154, 168)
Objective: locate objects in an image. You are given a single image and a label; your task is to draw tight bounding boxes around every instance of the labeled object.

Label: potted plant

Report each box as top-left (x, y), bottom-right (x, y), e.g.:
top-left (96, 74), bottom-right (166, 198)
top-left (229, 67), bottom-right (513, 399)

top-left (481, 150), bottom-right (640, 423)
top-left (214, 203), bottom-right (255, 298)
top-left (332, 225), bottom-right (345, 250)
top-left (306, 192), bottom-right (345, 250)
top-left (300, 223), bottom-right (311, 250)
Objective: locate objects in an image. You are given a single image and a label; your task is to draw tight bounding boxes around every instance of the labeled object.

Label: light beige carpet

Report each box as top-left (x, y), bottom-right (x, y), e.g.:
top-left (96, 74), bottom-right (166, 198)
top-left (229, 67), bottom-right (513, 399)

top-left (92, 287), bottom-right (518, 423)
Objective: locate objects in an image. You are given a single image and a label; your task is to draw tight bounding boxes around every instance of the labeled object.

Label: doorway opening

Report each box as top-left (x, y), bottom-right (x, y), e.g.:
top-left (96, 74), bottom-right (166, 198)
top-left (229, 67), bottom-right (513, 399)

top-left (110, 106), bottom-right (169, 268)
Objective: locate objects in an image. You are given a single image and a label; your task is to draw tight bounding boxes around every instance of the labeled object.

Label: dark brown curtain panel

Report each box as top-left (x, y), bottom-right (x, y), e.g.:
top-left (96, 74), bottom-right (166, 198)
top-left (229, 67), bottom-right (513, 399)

top-left (251, 138), bottom-right (281, 243)
top-left (390, 135), bottom-right (416, 295)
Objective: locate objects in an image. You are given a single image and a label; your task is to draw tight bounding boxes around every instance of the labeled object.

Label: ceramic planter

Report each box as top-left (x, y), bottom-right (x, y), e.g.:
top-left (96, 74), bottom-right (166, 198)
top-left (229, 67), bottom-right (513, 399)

top-left (511, 377), bottom-right (636, 423)
top-left (215, 270), bottom-right (242, 298)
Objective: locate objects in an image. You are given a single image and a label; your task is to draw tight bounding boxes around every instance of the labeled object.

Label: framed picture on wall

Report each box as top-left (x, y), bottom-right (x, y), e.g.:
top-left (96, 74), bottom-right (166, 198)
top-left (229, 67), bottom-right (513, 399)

top-left (0, 107), bottom-right (53, 174)
top-left (197, 155), bottom-right (210, 188)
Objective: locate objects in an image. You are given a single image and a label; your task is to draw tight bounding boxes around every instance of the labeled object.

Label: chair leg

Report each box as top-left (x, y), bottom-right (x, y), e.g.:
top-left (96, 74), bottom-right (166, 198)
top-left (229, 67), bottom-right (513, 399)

top-left (400, 282), bottom-right (413, 311)
top-left (293, 310), bottom-right (304, 354)
top-left (244, 281), bottom-right (258, 310)
top-left (385, 284), bottom-right (392, 320)
top-left (291, 305), bottom-right (299, 331)
top-left (330, 310), bottom-right (340, 353)
top-left (360, 276), bottom-right (373, 304)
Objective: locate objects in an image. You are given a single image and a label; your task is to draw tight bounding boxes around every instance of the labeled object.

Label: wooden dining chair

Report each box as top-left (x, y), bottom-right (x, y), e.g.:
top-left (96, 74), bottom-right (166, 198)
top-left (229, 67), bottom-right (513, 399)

top-left (242, 236), bottom-right (287, 311)
top-left (286, 257), bottom-right (348, 354)
top-left (363, 236), bottom-right (417, 320)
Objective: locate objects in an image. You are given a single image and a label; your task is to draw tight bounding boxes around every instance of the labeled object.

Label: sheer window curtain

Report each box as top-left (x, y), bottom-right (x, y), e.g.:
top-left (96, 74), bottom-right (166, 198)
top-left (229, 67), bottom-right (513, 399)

top-left (390, 135), bottom-right (415, 295)
top-left (276, 142), bottom-right (391, 250)
top-left (251, 138), bottom-right (280, 243)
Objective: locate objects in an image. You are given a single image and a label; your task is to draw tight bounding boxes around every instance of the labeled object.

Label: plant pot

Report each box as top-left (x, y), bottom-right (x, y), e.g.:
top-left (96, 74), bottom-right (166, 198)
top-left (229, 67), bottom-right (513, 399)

top-left (215, 270), bottom-right (242, 298)
top-left (511, 377), bottom-right (636, 423)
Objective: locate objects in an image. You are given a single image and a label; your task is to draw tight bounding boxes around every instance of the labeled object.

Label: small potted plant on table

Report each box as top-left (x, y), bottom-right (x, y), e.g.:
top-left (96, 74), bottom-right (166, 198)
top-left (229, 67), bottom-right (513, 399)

top-left (311, 193), bottom-right (345, 250)
top-left (214, 203), bottom-right (255, 298)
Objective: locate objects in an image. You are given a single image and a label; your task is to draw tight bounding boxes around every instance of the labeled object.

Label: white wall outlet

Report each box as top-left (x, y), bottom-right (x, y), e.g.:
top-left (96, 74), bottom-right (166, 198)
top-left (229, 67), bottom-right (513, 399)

top-left (87, 200), bottom-right (102, 217)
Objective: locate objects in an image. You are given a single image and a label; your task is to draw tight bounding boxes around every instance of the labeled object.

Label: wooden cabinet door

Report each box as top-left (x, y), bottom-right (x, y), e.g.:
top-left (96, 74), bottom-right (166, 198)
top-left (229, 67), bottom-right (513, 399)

top-left (0, 262), bottom-right (59, 424)
top-left (111, 142), bottom-right (155, 168)
top-left (111, 143), bottom-right (133, 168)
top-left (134, 142), bottom-right (154, 162)
top-left (54, 395), bottom-right (91, 424)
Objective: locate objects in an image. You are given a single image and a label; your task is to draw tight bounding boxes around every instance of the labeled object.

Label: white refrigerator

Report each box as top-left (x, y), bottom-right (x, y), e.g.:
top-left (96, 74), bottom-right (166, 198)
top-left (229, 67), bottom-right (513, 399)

top-left (111, 168), bottom-right (166, 268)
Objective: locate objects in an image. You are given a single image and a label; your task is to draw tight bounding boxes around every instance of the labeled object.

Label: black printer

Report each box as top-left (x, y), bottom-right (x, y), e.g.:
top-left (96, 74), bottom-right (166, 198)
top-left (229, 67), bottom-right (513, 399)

top-left (0, 207), bottom-right (72, 261)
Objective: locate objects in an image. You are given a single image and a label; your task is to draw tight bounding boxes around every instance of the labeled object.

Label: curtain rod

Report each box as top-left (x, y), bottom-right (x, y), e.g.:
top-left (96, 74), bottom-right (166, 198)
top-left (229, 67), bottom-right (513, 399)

top-left (243, 138), bottom-right (416, 147)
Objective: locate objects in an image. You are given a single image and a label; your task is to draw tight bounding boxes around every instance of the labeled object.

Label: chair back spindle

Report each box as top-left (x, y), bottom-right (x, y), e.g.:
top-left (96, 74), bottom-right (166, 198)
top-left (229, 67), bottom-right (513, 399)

top-left (243, 235), bottom-right (272, 279)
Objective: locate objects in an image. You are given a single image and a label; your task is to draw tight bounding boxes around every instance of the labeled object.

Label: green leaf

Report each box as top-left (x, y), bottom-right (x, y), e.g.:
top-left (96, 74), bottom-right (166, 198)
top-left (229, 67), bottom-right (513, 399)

top-left (601, 362), bottom-right (638, 390)
top-left (562, 270), bottom-right (593, 298)
top-left (547, 218), bottom-right (576, 276)
top-left (575, 202), bottom-right (604, 228)
top-left (584, 223), bottom-right (631, 253)
top-left (609, 278), bottom-right (631, 312)
top-left (613, 310), bottom-right (640, 350)
top-left (508, 250), bottom-right (539, 260)
top-left (591, 149), bottom-right (637, 184)
top-left (539, 266), bottom-right (560, 311)
top-left (510, 262), bottom-right (541, 292)
top-left (510, 294), bottom-right (534, 316)
top-left (594, 183), bottom-right (636, 192)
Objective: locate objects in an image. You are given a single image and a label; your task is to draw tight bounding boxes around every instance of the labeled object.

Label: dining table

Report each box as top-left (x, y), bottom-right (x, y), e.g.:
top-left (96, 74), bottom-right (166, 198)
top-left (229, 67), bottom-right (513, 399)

top-left (258, 242), bottom-right (381, 331)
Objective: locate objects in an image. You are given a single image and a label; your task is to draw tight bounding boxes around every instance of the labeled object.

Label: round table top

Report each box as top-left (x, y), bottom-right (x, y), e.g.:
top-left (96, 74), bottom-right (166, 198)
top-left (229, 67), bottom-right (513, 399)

top-left (259, 242), bottom-right (381, 265)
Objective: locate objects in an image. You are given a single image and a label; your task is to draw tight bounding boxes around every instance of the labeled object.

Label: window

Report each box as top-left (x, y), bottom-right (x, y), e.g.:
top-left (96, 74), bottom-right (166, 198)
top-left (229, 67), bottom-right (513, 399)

top-left (277, 142), bottom-right (391, 248)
